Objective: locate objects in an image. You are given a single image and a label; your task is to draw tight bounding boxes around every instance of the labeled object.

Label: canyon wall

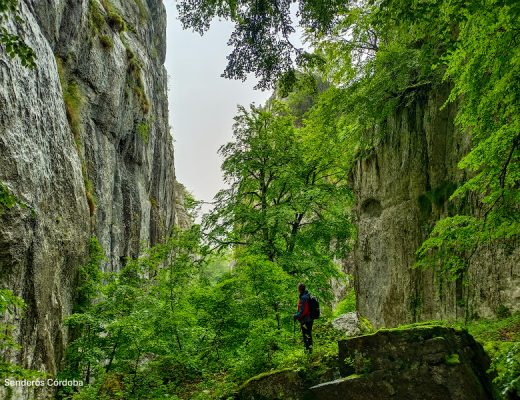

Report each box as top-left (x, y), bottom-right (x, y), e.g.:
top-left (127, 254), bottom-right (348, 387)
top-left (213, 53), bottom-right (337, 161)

top-left (350, 86), bottom-right (520, 327)
top-left (0, 0), bottom-right (180, 396)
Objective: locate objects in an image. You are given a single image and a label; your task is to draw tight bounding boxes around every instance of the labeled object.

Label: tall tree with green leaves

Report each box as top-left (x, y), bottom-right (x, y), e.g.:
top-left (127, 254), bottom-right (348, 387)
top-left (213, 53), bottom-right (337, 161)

top-left (205, 96), bottom-right (354, 299)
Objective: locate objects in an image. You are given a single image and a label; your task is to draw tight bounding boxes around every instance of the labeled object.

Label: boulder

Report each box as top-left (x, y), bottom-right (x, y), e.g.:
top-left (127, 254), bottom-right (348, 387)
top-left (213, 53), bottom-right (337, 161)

top-left (236, 369), bottom-right (307, 400)
top-left (332, 312), bottom-right (366, 337)
top-left (309, 325), bottom-right (494, 400)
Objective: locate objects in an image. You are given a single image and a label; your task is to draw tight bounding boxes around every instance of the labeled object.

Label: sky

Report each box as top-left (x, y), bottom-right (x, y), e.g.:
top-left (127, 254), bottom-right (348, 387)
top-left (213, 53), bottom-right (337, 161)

top-left (164, 3), bottom-right (270, 212)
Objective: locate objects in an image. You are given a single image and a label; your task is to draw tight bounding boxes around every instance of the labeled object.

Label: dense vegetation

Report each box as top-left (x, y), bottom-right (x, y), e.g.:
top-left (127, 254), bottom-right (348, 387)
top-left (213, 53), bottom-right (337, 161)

top-left (55, 78), bottom-right (358, 399)
top-left (179, 0), bottom-right (520, 279)
top-left (0, 0), bottom-right (518, 398)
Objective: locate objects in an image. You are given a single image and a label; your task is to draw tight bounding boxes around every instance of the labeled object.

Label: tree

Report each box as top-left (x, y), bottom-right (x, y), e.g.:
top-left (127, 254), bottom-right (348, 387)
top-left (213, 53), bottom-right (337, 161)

top-left (177, 0), bottom-right (348, 88)
top-left (205, 95), bottom-right (354, 299)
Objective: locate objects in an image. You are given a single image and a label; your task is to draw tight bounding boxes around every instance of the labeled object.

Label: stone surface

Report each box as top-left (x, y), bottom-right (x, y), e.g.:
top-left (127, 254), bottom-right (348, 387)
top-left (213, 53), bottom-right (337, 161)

top-left (332, 312), bottom-right (362, 337)
top-left (309, 326), bottom-right (493, 400)
top-left (350, 86), bottom-right (520, 327)
top-left (0, 0), bottom-right (180, 398)
top-left (236, 369), bottom-right (308, 400)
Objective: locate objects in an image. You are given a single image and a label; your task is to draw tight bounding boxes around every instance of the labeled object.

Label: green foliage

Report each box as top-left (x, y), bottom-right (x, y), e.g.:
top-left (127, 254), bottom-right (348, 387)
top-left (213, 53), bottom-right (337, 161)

top-left (415, 0), bottom-right (520, 274)
top-left (205, 93), bottom-right (355, 300)
top-left (466, 313), bottom-right (520, 399)
top-left (178, 0), bottom-right (519, 284)
top-left (333, 289), bottom-right (356, 317)
top-left (75, 236), bottom-right (105, 313)
top-left (0, 0), bottom-right (36, 68)
top-left (62, 218), bottom-right (348, 399)
top-left (0, 182), bottom-right (17, 216)
top-left (177, 0), bottom-right (347, 88)
top-left (415, 215), bottom-right (481, 281)
top-left (0, 289), bottom-right (42, 381)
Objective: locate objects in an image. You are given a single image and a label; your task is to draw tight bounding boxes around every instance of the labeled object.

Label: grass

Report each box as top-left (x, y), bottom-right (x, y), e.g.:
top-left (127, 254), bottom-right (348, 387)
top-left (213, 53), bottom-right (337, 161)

top-left (137, 120), bottom-right (150, 143)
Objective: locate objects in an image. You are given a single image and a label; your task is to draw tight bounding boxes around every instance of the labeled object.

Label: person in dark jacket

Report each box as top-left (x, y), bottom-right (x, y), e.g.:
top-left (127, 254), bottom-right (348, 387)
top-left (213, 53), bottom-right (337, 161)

top-left (293, 282), bottom-right (313, 352)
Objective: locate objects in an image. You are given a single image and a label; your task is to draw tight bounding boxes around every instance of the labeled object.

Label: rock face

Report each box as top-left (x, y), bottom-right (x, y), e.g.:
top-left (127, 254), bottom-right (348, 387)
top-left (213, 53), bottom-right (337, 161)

top-left (350, 86), bottom-right (520, 327)
top-left (0, 0), bottom-right (179, 396)
top-left (310, 326), bottom-right (493, 400)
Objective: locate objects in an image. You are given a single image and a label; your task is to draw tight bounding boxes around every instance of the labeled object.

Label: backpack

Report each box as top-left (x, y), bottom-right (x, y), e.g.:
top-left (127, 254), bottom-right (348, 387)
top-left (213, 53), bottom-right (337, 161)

top-left (309, 295), bottom-right (320, 320)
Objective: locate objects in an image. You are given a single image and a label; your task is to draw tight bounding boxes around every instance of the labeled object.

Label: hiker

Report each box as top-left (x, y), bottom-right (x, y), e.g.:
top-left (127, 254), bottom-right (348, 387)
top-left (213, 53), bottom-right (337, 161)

top-left (293, 282), bottom-right (313, 352)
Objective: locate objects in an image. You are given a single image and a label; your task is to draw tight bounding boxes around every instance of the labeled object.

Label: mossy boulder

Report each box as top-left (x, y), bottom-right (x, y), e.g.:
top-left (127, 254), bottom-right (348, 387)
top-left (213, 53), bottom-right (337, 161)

top-left (309, 325), bottom-right (494, 400)
top-left (236, 369), bottom-right (308, 400)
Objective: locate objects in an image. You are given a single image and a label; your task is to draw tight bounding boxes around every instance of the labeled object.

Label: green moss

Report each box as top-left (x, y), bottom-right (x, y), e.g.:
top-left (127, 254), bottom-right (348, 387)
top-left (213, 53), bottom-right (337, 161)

top-left (444, 353), bottom-right (460, 365)
top-left (89, 0), bottom-right (106, 32)
top-left (125, 49), bottom-right (150, 114)
top-left (359, 316), bottom-right (374, 334)
top-left (81, 163), bottom-right (96, 217)
top-left (99, 34), bottom-right (113, 50)
top-left (56, 56), bottom-right (84, 149)
top-left (99, 0), bottom-right (126, 32)
top-left (107, 11), bottom-right (125, 32)
top-left (237, 368), bottom-right (294, 390)
top-left (134, 0), bottom-right (148, 21)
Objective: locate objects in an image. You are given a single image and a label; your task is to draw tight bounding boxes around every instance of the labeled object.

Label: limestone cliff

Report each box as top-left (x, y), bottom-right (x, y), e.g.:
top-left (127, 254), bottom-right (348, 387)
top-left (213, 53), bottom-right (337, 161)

top-left (351, 86), bottom-right (520, 327)
top-left (0, 0), bottom-right (179, 393)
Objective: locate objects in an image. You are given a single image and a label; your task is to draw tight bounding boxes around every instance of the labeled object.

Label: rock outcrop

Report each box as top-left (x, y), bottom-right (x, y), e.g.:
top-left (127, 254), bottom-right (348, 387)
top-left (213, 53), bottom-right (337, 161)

top-left (350, 86), bottom-right (520, 327)
top-left (0, 0), bottom-right (179, 397)
top-left (310, 326), bottom-right (493, 400)
top-left (236, 326), bottom-right (493, 400)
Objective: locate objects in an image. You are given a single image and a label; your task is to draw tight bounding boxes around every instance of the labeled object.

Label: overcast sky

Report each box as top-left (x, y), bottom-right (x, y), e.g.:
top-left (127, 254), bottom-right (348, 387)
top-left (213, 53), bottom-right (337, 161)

top-left (164, 4), bottom-right (270, 211)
